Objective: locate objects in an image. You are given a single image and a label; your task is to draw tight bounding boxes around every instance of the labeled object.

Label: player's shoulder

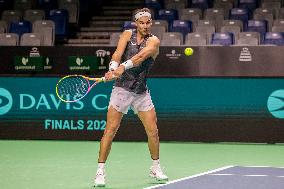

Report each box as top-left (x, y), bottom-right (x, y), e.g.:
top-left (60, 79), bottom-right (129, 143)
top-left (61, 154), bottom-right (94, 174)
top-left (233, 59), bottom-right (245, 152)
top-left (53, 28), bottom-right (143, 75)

top-left (121, 29), bottom-right (133, 37)
top-left (148, 34), bottom-right (160, 44)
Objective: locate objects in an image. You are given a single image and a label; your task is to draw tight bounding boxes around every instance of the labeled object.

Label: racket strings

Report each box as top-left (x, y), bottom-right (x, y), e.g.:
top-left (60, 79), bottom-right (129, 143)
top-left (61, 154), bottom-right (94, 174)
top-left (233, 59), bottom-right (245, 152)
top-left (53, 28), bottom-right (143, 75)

top-left (57, 76), bottom-right (90, 102)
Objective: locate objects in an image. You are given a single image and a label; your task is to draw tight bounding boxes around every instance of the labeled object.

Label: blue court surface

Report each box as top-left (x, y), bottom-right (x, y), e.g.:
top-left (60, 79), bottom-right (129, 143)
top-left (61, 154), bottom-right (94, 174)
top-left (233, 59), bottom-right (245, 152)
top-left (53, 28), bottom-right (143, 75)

top-left (144, 166), bottom-right (284, 189)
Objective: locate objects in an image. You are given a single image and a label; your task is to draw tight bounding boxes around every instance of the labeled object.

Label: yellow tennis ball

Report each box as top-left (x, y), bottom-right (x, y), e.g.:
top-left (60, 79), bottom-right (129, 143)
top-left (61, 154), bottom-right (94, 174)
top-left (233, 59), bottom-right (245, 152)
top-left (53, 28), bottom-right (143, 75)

top-left (184, 48), bottom-right (194, 56)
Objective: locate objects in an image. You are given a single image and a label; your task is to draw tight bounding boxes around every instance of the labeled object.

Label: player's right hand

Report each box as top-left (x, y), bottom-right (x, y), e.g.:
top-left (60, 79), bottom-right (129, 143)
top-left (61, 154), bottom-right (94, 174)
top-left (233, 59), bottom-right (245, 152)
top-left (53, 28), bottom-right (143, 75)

top-left (104, 71), bottom-right (115, 81)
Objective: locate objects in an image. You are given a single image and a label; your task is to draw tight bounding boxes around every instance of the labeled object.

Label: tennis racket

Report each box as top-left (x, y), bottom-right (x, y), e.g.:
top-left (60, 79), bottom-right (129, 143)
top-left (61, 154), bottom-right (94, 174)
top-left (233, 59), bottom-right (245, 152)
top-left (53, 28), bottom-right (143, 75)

top-left (56, 75), bottom-right (106, 103)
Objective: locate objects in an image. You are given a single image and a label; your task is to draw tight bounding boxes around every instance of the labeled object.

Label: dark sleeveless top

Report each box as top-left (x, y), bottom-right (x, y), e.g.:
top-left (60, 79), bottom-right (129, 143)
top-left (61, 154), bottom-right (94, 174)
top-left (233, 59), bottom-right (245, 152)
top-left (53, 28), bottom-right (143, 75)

top-left (114, 29), bottom-right (155, 94)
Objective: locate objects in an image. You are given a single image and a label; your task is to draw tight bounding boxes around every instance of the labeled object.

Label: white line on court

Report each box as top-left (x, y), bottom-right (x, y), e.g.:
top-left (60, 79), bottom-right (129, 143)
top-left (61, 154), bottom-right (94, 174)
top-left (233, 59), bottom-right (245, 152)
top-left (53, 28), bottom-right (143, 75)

top-left (209, 173), bottom-right (234, 176)
top-left (244, 175), bottom-right (268, 177)
top-left (143, 165), bottom-right (235, 189)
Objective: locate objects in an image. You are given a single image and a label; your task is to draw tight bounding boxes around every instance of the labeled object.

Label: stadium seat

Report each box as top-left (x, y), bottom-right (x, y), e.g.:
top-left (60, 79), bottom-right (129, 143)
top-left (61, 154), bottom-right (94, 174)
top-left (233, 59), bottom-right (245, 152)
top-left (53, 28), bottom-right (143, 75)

top-left (263, 32), bottom-right (284, 45)
top-left (272, 19), bottom-right (284, 32)
top-left (211, 32), bottom-right (234, 45)
top-left (169, 20), bottom-right (192, 38)
top-left (152, 19), bottom-right (168, 31)
top-left (179, 8), bottom-right (202, 31)
top-left (204, 8), bottom-right (225, 21)
top-left (237, 31), bottom-right (260, 45)
top-left (1, 10), bottom-right (22, 24)
top-left (261, 2), bottom-right (281, 10)
top-left (165, 0), bottom-right (187, 12)
top-left (58, 0), bottom-right (79, 24)
top-left (197, 19), bottom-right (216, 36)
top-left (185, 32), bottom-right (207, 46)
top-left (0, 20), bottom-right (7, 33)
top-left (20, 32), bottom-right (43, 46)
top-left (145, 0), bottom-right (162, 12)
top-left (157, 9), bottom-right (178, 24)
top-left (33, 20), bottom-right (55, 46)
top-left (230, 8), bottom-right (249, 26)
top-left (222, 20), bottom-right (243, 31)
top-left (38, 0), bottom-right (58, 14)
top-left (191, 0), bottom-right (209, 11)
top-left (123, 21), bottom-right (136, 30)
top-left (213, 0), bottom-right (234, 18)
top-left (278, 8), bottom-right (284, 19)
top-left (220, 26), bottom-right (241, 40)
top-left (204, 8), bottom-right (225, 30)
top-left (24, 9), bottom-right (45, 23)
top-left (109, 32), bottom-right (121, 46)
top-left (151, 20), bottom-right (168, 39)
top-left (238, 0), bottom-right (258, 12)
top-left (161, 32), bottom-right (183, 46)
top-left (246, 20), bottom-right (267, 41)
top-left (9, 20), bottom-right (32, 36)
top-left (48, 9), bottom-right (68, 38)
top-left (0, 33), bottom-right (19, 45)
top-left (13, 0), bottom-right (34, 11)
top-left (253, 8), bottom-right (274, 31)
top-left (151, 27), bottom-right (166, 40)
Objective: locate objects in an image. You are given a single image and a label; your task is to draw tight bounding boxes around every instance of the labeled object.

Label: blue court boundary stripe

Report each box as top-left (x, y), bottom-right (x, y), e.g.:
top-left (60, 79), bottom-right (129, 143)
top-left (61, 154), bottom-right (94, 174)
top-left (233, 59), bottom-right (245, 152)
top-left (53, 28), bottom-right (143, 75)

top-left (144, 166), bottom-right (284, 189)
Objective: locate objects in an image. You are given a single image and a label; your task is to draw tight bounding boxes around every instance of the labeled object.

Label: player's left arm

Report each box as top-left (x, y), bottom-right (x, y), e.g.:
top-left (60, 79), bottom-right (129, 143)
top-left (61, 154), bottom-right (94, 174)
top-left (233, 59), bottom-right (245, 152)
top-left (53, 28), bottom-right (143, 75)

top-left (113, 36), bottom-right (160, 77)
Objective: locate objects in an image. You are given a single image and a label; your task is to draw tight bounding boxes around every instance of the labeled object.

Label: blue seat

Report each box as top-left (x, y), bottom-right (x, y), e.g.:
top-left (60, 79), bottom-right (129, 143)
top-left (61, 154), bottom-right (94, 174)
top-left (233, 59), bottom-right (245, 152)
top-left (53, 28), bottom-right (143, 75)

top-left (145, 0), bottom-right (162, 11)
top-left (246, 20), bottom-right (267, 41)
top-left (230, 8), bottom-right (249, 25)
top-left (169, 20), bottom-right (192, 38)
top-left (157, 9), bottom-right (178, 24)
top-left (48, 9), bottom-right (68, 38)
top-left (263, 32), bottom-right (284, 45)
top-left (123, 21), bottom-right (136, 30)
top-left (211, 32), bottom-right (234, 45)
top-left (38, 0), bottom-right (58, 14)
top-left (9, 20), bottom-right (32, 36)
top-left (191, 0), bottom-right (209, 11)
top-left (237, 0), bottom-right (258, 12)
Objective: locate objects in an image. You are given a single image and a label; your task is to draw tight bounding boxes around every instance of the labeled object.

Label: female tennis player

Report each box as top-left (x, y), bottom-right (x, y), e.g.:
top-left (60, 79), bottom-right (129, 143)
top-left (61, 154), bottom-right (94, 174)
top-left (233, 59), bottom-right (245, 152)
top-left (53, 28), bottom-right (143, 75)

top-left (94, 8), bottom-right (168, 187)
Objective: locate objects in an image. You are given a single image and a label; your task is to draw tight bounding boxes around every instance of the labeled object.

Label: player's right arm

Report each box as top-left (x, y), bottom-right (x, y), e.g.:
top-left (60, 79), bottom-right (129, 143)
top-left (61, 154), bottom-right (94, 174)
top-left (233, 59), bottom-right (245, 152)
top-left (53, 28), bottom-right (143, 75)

top-left (105, 30), bottom-right (131, 80)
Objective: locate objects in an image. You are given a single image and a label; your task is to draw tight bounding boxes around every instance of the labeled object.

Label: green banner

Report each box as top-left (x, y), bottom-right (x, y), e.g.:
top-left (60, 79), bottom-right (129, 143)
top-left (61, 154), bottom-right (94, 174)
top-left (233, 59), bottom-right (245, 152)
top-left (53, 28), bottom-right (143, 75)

top-left (68, 56), bottom-right (99, 72)
top-left (14, 56), bottom-right (45, 71)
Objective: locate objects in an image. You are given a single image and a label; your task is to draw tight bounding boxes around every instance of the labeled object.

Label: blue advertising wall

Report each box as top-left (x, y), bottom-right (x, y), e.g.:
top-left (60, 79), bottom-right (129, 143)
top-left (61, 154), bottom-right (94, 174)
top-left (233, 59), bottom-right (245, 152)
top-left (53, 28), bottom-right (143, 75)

top-left (0, 77), bottom-right (284, 142)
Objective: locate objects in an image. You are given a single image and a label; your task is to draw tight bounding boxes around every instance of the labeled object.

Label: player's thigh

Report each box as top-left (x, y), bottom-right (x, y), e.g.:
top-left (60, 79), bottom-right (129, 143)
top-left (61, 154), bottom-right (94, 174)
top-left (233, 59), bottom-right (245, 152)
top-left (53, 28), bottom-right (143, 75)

top-left (105, 106), bottom-right (123, 131)
top-left (138, 108), bottom-right (158, 132)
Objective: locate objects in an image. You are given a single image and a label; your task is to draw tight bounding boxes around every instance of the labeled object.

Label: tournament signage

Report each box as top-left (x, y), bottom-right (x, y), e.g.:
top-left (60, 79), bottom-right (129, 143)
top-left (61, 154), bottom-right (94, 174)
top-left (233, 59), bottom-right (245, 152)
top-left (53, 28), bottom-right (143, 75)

top-left (14, 47), bottom-right (52, 72)
top-left (0, 77), bottom-right (284, 142)
top-left (68, 49), bottom-right (110, 72)
top-left (68, 56), bottom-right (98, 72)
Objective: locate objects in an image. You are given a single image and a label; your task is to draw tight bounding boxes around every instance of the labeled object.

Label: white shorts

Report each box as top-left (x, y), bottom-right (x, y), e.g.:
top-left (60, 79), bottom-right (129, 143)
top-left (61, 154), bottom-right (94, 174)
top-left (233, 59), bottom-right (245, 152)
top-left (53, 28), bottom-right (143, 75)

top-left (108, 86), bottom-right (154, 114)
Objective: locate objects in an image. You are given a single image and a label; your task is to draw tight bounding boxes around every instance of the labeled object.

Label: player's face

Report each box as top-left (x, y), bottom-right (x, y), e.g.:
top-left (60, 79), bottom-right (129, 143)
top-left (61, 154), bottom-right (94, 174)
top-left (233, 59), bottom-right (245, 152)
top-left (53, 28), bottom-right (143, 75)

top-left (135, 16), bottom-right (152, 36)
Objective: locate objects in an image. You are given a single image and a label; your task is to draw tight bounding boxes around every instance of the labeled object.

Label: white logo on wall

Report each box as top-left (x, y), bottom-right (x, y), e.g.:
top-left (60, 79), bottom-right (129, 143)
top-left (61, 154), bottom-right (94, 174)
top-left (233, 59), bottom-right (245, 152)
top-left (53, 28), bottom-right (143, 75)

top-left (76, 57), bottom-right (83, 66)
top-left (21, 57), bottom-right (29, 65)
top-left (96, 49), bottom-right (110, 69)
top-left (239, 47), bottom-right (252, 62)
top-left (166, 49), bottom-right (181, 59)
top-left (29, 47), bottom-right (40, 57)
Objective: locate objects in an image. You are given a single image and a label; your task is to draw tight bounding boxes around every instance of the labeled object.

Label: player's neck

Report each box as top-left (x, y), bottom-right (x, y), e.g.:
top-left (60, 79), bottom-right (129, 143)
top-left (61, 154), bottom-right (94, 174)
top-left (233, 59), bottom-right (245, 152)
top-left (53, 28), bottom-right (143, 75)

top-left (136, 32), bottom-right (145, 44)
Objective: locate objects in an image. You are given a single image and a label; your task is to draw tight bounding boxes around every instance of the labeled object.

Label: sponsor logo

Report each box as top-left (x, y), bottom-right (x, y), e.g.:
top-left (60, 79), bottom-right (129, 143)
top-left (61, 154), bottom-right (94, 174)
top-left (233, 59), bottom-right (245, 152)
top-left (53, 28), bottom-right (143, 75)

top-left (0, 88), bottom-right (13, 115)
top-left (267, 89), bottom-right (284, 119)
top-left (239, 47), bottom-right (252, 62)
top-left (166, 49), bottom-right (181, 59)
top-left (96, 50), bottom-right (110, 70)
